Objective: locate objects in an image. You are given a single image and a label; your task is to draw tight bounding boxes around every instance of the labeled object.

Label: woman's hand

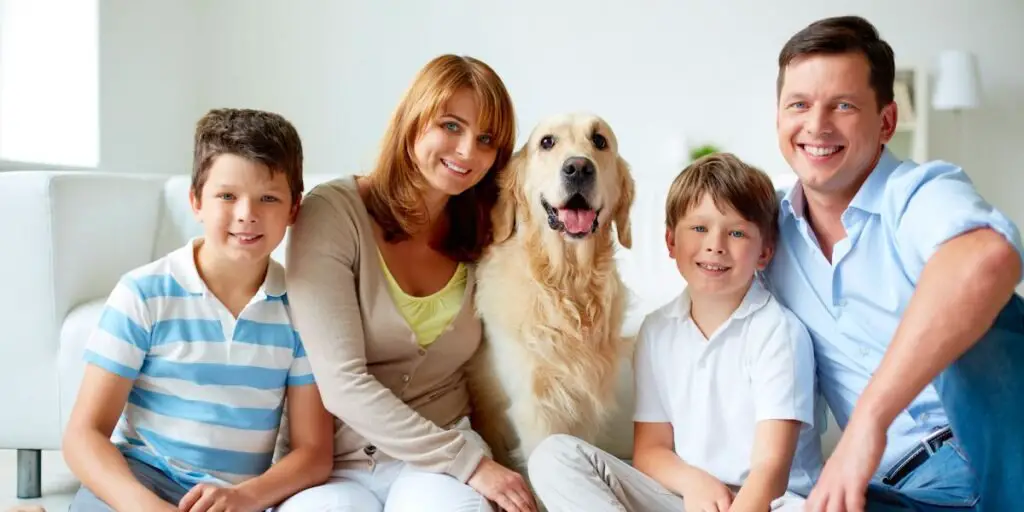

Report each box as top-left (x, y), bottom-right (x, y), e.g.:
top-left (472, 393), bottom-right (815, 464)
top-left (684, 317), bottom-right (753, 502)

top-left (467, 457), bottom-right (537, 512)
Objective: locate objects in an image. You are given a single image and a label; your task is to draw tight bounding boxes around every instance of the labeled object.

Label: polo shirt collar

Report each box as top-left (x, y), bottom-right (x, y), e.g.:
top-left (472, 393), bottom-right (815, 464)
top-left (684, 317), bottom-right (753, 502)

top-left (170, 237), bottom-right (286, 300)
top-left (666, 276), bottom-right (772, 323)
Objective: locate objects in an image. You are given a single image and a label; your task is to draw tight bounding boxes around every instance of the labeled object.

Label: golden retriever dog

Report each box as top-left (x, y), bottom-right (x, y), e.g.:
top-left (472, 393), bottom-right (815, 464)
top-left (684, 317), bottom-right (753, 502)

top-left (469, 112), bottom-right (635, 469)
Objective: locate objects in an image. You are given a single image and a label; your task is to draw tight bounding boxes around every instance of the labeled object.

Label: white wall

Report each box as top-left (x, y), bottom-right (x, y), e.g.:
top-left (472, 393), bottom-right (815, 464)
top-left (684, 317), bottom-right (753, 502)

top-left (98, 0), bottom-right (204, 176)
top-left (190, 0), bottom-right (1024, 304)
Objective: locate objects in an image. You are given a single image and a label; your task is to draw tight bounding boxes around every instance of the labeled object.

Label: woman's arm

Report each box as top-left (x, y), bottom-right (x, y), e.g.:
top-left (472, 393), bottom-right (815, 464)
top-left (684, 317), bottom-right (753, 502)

top-left (63, 365), bottom-right (177, 512)
top-left (285, 192), bottom-right (485, 482)
top-left (731, 419), bottom-right (800, 511)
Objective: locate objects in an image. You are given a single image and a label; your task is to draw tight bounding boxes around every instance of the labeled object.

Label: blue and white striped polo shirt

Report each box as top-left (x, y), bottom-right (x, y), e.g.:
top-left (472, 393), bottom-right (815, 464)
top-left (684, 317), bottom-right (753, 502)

top-left (82, 238), bottom-right (315, 488)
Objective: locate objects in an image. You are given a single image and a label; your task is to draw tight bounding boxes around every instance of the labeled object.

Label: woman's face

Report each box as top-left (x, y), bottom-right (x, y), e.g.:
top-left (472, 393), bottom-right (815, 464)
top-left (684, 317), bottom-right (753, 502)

top-left (412, 88), bottom-right (499, 198)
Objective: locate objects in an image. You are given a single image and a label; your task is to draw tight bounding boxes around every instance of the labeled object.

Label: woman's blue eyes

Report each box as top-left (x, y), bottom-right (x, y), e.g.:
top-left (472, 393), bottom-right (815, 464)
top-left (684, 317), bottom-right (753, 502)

top-left (442, 120), bottom-right (493, 145)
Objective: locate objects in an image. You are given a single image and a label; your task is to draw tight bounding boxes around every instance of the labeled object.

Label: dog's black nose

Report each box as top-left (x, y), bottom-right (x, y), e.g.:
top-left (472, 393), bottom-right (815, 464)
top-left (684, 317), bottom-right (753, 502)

top-left (561, 157), bottom-right (595, 191)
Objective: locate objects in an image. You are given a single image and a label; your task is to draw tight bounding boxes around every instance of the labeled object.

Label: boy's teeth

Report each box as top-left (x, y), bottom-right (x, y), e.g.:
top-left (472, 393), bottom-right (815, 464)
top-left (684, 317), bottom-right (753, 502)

top-left (804, 145), bottom-right (841, 157)
top-left (443, 159), bottom-right (468, 174)
top-left (698, 263), bottom-right (728, 271)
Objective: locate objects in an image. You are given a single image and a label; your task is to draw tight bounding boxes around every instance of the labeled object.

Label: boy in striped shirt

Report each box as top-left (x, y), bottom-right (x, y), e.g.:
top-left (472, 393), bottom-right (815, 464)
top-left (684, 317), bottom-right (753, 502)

top-left (63, 109), bottom-right (335, 512)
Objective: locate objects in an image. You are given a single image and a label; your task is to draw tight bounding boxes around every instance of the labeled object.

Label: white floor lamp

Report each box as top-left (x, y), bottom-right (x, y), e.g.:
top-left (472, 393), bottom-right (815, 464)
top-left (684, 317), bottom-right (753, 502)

top-left (932, 50), bottom-right (982, 163)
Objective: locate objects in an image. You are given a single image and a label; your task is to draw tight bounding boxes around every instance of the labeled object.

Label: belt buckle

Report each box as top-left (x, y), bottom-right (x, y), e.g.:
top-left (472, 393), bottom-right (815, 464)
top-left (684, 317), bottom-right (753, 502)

top-left (919, 426), bottom-right (951, 455)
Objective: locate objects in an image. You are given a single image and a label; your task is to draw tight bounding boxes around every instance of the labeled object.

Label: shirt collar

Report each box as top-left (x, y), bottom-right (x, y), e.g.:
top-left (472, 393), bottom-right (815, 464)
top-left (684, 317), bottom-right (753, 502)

top-left (848, 145), bottom-right (900, 215)
top-left (666, 275), bottom-right (772, 323)
top-left (170, 237), bottom-right (286, 300)
top-left (780, 145), bottom-right (901, 219)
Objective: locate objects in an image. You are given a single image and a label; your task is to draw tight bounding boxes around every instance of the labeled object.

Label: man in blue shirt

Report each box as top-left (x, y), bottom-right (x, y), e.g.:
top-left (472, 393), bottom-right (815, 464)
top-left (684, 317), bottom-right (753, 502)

top-left (767, 15), bottom-right (1024, 512)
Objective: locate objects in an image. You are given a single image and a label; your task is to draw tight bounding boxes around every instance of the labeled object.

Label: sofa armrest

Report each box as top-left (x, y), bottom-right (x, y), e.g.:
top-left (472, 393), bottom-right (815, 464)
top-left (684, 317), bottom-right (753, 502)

top-left (0, 171), bottom-right (166, 448)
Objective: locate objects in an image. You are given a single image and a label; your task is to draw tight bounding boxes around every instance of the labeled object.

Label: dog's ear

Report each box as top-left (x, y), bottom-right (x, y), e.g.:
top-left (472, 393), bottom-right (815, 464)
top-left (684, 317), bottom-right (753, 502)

top-left (613, 154), bottom-right (635, 249)
top-left (492, 147), bottom-right (527, 244)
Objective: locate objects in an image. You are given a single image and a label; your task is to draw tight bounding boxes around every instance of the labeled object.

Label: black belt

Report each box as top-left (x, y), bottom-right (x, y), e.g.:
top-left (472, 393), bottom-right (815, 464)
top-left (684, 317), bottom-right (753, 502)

top-left (881, 426), bottom-right (954, 486)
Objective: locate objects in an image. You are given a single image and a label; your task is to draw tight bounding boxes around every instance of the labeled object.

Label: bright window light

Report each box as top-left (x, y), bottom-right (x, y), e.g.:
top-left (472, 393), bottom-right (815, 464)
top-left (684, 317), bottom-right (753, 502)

top-left (0, 0), bottom-right (98, 167)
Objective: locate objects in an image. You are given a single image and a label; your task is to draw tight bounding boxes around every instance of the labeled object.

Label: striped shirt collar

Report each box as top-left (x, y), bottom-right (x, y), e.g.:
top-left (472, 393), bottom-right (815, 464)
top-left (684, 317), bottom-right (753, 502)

top-left (169, 237), bottom-right (287, 300)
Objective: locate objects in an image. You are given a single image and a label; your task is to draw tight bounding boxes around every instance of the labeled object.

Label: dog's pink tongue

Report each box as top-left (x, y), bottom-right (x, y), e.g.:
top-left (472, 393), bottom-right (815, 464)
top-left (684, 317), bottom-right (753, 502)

top-left (559, 209), bottom-right (596, 234)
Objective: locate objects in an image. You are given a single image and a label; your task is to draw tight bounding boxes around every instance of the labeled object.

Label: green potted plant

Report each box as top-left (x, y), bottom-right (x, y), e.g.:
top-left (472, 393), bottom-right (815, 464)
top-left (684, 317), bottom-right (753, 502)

top-left (689, 144), bottom-right (722, 162)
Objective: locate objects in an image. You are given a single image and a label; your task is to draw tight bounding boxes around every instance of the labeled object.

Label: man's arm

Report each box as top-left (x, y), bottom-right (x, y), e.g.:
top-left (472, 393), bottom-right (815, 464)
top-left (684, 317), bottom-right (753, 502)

top-left (731, 419), bottom-right (801, 512)
top-left (856, 227), bottom-right (1020, 429)
top-left (807, 163), bottom-right (1023, 511)
top-left (231, 383), bottom-right (336, 509)
top-left (63, 366), bottom-right (176, 512)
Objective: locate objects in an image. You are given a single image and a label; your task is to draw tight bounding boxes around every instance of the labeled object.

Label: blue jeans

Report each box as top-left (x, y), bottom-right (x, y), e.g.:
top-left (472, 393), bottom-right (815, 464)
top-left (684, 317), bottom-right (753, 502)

top-left (865, 293), bottom-right (1024, 511)
top-left (69, 456), bottom-right (188, 511)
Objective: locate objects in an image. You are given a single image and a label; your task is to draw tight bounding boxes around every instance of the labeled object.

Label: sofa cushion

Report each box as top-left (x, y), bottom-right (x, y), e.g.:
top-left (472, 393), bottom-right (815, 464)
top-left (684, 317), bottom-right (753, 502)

top-left (57, 297), bottom-right (107, 431)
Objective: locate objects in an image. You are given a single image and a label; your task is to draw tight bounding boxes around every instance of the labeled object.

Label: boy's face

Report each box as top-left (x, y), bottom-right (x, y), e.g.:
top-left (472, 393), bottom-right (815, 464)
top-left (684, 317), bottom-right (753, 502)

top-left (666, 193), bottom-right (772, 302)
top-left (190, 154), bottom-right (297, 266)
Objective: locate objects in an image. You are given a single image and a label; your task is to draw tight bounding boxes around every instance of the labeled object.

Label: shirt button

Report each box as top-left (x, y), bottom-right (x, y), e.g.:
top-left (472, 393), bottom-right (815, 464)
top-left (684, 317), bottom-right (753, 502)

top-left (402, 374), bottom-right (410, 382)
top-left (364, 445), bottom-right (377, 456)
top-left (859, 346), bottom-right (869, 356)
top-left (920, 413), bottom-right (930, 423)
top-left (418, 348), bottom-right (427, 356)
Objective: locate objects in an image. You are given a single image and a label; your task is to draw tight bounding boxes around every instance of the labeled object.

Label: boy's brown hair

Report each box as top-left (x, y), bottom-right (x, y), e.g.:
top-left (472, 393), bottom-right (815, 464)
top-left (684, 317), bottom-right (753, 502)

top-left (364, 54), bottom-right (517, 263)
top-left (192, 108), bottom-right (304, 204)
top-left (777, 15), bottom-right (896, 111)
top-left (665, 152), bottom-right (779, 248)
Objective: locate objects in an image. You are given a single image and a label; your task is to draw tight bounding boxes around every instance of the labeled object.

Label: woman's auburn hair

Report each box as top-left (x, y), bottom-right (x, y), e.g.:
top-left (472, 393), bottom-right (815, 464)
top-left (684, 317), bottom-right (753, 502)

top-left (364, 54), bottom-right (517, 263)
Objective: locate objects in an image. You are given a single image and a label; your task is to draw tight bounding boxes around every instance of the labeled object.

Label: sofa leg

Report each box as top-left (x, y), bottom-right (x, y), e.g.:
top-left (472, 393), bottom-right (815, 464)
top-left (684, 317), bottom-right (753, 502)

top-left (16, 449), bottom-right (42, 499)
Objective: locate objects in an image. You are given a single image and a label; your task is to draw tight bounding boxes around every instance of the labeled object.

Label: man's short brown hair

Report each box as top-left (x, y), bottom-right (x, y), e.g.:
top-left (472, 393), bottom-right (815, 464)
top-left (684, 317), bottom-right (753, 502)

top-left (192, 108), bottom-right (304, 204)
top-left (777, 15), bottom-right (896, 110)
top-left (665, 152), bottom-right (779, 248)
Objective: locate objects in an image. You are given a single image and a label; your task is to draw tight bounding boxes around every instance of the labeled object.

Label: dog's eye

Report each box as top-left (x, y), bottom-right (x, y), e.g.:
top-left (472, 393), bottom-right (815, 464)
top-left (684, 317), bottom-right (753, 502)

top-left (540, 135), bottom-right (555, 150)
top-left (592, 133), bottom-right (608, 150)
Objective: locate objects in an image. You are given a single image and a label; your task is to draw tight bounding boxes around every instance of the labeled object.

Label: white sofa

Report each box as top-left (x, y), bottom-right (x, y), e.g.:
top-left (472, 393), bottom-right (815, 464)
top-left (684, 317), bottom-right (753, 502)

top-left (0, 170), bottom-right (835, 499)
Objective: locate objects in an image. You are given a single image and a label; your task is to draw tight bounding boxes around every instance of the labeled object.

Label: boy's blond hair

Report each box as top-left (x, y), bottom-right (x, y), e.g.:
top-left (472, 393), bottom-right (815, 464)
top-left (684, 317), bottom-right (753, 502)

top-left (665, 152), bottom-right (779, 248)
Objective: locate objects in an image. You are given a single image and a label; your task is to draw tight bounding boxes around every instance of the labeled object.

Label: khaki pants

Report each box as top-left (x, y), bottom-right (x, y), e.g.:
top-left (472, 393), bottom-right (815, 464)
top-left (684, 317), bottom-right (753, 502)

top-left (527, 434), bottom-right (806, 512)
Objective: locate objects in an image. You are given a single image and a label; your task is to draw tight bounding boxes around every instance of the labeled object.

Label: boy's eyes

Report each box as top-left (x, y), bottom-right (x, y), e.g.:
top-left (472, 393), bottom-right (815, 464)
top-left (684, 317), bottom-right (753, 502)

top-left (215, 193), bottom-right (282, 203)
top-left (689, 225), bottom-right (747, 237)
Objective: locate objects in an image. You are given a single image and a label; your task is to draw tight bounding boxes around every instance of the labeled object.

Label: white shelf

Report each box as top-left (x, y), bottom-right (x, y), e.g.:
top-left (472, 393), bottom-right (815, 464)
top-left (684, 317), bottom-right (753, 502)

top-left (889, 65), bottom-right (930, 162)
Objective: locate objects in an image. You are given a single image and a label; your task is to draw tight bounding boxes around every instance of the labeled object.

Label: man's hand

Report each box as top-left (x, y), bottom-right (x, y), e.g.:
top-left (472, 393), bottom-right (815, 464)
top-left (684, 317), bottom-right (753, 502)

top-left (805, 414), bottom-right (887, 512)
top-left (680, 468), bottom-right (734, 512)
top-left (177, 483), bottom-right (260, 512)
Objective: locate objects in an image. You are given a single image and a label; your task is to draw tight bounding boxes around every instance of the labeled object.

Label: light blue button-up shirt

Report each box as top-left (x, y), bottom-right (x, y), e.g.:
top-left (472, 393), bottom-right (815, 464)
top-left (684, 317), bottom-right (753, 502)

top-left (766, 146), bottom-right (1024, 475)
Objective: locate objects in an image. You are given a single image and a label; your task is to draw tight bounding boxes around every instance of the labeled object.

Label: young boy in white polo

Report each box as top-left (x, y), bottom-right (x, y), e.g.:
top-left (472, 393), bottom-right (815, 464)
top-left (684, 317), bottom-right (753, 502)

top-left (527, 153), bottom-right (824, 512)
top-left (62, 109), bottom-right (335, 512)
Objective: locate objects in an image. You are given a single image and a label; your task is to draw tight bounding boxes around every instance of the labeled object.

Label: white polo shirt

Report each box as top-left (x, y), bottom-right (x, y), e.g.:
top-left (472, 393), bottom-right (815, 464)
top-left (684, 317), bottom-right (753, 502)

top-left (633, 277), bottom-right (824, 497)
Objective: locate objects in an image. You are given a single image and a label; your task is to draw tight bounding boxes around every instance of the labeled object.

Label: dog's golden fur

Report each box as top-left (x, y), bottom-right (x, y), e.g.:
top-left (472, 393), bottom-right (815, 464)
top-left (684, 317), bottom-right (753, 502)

top-left (469, 113), bottom-right (636, 469)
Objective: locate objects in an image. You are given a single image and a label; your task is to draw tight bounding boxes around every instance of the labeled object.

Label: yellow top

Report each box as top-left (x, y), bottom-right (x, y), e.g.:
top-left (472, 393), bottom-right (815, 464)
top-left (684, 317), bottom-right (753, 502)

top-left (378, 250), bottom-right (467, 347)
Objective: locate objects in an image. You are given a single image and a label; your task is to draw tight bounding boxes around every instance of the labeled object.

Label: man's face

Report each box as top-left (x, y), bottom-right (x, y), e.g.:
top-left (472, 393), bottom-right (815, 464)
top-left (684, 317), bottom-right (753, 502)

top-left (776, 52), bottom-right (897, 203)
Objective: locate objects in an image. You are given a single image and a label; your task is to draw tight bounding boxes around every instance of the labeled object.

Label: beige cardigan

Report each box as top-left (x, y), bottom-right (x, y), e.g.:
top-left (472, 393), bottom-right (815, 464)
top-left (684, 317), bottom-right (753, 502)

top-left (284, 175), bottom-right (486, 483)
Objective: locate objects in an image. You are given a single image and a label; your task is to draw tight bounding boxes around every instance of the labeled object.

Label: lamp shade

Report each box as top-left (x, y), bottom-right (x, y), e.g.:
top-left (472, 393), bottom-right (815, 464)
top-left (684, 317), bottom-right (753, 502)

top-left (932, 50), bottom-right (981, 111)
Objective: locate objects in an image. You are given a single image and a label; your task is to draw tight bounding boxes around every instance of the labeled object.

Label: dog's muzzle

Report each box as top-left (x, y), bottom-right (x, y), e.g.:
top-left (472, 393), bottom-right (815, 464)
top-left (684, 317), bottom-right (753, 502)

top-left (542, 195), bottom-right (601, 239)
